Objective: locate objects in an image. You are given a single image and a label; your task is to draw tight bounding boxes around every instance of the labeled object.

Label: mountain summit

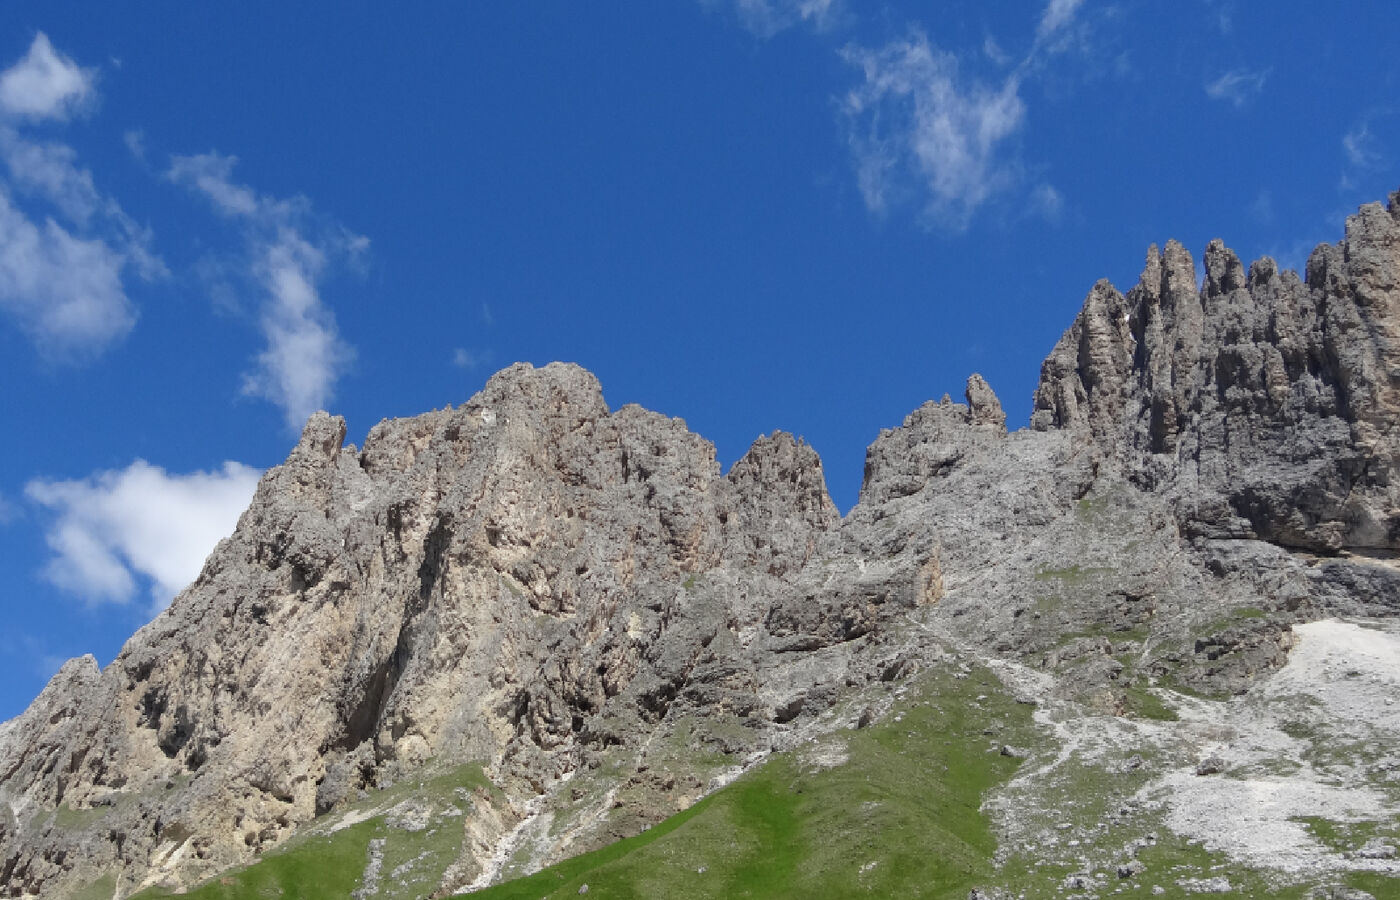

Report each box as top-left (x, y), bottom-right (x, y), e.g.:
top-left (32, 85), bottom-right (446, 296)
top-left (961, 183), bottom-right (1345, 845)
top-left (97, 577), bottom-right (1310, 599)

top-left (4, 194), bottom-right (1400, 898)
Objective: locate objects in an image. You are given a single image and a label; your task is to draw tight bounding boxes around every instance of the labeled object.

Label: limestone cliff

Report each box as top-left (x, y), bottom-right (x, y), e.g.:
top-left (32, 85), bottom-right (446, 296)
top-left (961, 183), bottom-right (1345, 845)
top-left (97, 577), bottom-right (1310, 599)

top-left (3, 193), bottom-right (1400, 898)
top-left (1032, 191), bottom-right (1400, 553)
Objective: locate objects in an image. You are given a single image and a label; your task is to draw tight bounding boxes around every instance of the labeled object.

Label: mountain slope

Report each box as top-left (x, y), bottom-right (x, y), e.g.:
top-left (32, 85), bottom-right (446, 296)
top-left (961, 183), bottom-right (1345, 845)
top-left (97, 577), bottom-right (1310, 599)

top-left (4, 193), bottom-right (1400, 898)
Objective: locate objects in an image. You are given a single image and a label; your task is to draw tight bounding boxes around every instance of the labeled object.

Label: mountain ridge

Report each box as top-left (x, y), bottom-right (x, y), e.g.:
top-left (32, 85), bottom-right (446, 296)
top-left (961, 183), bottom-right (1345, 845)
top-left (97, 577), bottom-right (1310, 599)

top-left (4, 192), bottom-right (1400, 897)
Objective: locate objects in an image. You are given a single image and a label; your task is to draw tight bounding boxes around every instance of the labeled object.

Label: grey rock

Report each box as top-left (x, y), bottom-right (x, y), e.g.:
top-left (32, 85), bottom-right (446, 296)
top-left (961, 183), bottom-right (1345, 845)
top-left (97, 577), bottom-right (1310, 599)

top-left (1032, 193), bottom-right (1400, 558)
top-left (5, 192), bottom-right (1400, 898)
top-left (1177, 875), bottom-right (1234, 893)
top-left (1354, 838), bottom-right (1396, 860)
top-left (1118, 859), bottom-right (1145, 878)
top-left (1195, 756), bottom-right (1227, 776)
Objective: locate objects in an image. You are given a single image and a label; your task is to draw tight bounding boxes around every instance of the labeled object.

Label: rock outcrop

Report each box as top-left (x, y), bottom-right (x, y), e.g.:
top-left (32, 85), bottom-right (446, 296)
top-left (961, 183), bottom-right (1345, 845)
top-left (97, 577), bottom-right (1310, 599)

top-left (4, 192), bottom-right (1400, 898)
top-left (1032, 192), bottom-right (1400, 553)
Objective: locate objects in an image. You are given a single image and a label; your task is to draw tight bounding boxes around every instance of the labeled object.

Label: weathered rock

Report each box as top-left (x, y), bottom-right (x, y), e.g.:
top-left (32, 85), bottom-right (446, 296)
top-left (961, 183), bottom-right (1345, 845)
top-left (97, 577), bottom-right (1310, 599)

top-left (5, 192), bottom-right (1400, 898)
top-left (1033, 194), bottom-right (1400, 555)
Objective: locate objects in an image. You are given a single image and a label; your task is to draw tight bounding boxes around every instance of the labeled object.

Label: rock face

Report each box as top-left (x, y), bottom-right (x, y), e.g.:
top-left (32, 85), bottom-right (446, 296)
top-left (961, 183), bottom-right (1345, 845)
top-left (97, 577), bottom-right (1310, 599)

top-left (1032, 192), bottom-right (1400, 553)
top-left (0, 364), bottom-right (867, 897)
top-left (2, 193), bottom-right (1400, 898)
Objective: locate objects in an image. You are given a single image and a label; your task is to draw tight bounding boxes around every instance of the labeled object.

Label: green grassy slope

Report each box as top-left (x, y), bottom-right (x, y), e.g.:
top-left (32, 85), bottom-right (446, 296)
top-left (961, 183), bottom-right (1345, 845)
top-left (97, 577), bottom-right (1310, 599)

top-left (131, 765), bottom-right (494, 900)
top-left (466, 664), bottom-right (1034, 900)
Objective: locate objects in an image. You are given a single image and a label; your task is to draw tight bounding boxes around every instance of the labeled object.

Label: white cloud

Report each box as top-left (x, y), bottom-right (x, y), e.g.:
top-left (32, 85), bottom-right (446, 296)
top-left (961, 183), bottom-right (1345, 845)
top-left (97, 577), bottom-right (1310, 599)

top-left (1202, 0), bottom-right (1234, 35)
top-left (1204, 68), bottom-right (1268, 108)
top-left (1036, 0), bottom-right (1084, 42)
top-left (26, 460), bottom-right (262, 609)
top-left (1029, 183), bottom-right (1063, 222)
top-left (0, 34), bottom-right (94, 121)
top-left (242, 231), bottom-right (354, 429)
top-left (123, 128), bottom-right (146, 162)
top-left (0, 37), bottom-right (162, 362)
top-left (453, 347), bottom-right (492, 370)
top-left (0, 490), bottom-right (16, 524)
top-left (168, 152), bottom-right (259, 217)
top-left (0, 189), bottom-right (136, 359)
top-left (1343, 123), bottom-right (1381, 170)
top-left (168, 152), bottom-right (361, 431)
top-left (0, 130), bottom-right (101, 223)
top-left (841, 30), bottom-right (1025, 228)
top-left (836, 0), bottom-right (1091, 229)
top-left (983, 36), bottom-right (1011, 67)
top-left (718, 0), bottom-right (840, 37)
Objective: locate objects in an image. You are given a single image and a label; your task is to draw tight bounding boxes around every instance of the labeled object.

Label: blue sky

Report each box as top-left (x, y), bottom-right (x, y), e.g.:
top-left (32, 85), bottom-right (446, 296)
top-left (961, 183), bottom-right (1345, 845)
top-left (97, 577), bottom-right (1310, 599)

top-left (1, 1), bottom-right (1397, 719)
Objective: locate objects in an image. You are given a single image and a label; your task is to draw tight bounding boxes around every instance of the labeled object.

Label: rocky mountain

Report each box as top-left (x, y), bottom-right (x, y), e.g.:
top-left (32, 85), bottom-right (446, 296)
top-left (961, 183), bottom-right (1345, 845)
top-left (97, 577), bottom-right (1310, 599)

top-left (3, 194), bottom-right (1400, 899)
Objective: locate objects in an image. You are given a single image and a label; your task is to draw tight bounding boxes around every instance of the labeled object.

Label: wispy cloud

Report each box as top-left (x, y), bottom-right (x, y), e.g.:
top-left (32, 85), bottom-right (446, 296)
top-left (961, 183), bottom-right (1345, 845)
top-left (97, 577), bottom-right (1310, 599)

top-left (837, 1), bottom-right (1085, 230)
top-left (0, 33), bottom-right (94, 121)
top-left (1029, 183), bottom-right (1063, 222)
top-left (0, 34), bottom-right (162, 362)
top-left (168, 152), bottom-right (363, 431)
top-left (123, 128), bottom-right (146, 163)
top-left (840, 31), bottom-right (1026, 228)
top-left (1250, 189), bottom-right (1274, 225)
top-left (1204, 68), bottom-right (1268, 108)
top-left (715, 0), bottom-right (841, 38)
top-left (1202, 0), bottom-right (1234, 35)
top-left (26, 460), bottom-right (262, 610)
top-left (1342, 122), bottom-right (1382, 170)
top-left (0, 490), bottom-right (16, 525)
top-left (1036, 0), bottom-right (1085, 44)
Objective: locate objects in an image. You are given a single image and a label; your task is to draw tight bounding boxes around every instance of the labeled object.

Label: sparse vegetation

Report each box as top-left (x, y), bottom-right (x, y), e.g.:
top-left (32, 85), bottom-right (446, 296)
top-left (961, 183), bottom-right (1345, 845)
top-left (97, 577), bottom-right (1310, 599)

top-left (465, 663), bottom-right (1036, 899)
top-left (1033, 564), bottom-right (1113, 584)
top-left (132, 764), bottom-right (494, 900)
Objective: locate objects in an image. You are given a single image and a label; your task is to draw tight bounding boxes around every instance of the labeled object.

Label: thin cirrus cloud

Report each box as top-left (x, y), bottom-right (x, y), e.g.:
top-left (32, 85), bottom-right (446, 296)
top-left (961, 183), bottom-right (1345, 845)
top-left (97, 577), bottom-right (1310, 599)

top-left (25, 460), bottom-right (263, 610)
top-left (1342, 122), bottom-right (1381, 170)
top-left (1204, 68), bottom-right (1268, 108)
top-left (841, 32), bottom-right (1025, 227)
top-left (0, 33), bottom-right (164, 362)
top-left (838, 0), bottom-right (1081, 230)
top-left (167, 151), bottom-right (364, 432)
top-left (1035, 0), bottom-right (1085, 46)
top-left (718, 0), bottom-right (841, 37)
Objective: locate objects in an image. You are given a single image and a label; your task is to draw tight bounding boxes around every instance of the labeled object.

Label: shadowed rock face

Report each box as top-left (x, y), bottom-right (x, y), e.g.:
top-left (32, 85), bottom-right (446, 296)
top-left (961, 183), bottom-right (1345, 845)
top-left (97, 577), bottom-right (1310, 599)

top-left (1032, 192), bottom-right (1400, 554)
top-left (4, 193), bottom-right (1400, 898)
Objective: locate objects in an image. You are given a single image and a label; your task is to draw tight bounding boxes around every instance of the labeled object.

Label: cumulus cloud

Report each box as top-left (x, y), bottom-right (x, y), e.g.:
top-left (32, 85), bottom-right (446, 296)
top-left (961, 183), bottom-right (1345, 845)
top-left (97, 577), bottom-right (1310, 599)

top-left (168, 152), bottom-right (362, 431)
top-left (0, 34), bottom-right (163, 362)
top-left (718, 0), bottom-right (841, 37)
top-left (0, 33), bottom-right (94, 120)
top-left (841, 30), bottom-right (1025, 228)
top-left (0, 189), bottom-right (135, 358)
top-left (1205, 68), bottom-right (1268, 108)
top-left (26, 460), bottom-right (262, 609)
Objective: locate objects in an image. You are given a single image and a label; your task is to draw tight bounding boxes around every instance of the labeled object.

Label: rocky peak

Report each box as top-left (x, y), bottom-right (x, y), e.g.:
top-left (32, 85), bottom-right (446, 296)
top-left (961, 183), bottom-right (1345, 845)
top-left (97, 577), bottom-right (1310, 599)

top-left (722, 432), bottom-right (838, 576)
top-left (964, 373), bottom-right (1006, 430)
top-left (1032, 196), bottom-right (1400, 552)
top-left (860, 374), bottom-right (1007, 507)
top-left (7, 192), bottom-right (1400, 899)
